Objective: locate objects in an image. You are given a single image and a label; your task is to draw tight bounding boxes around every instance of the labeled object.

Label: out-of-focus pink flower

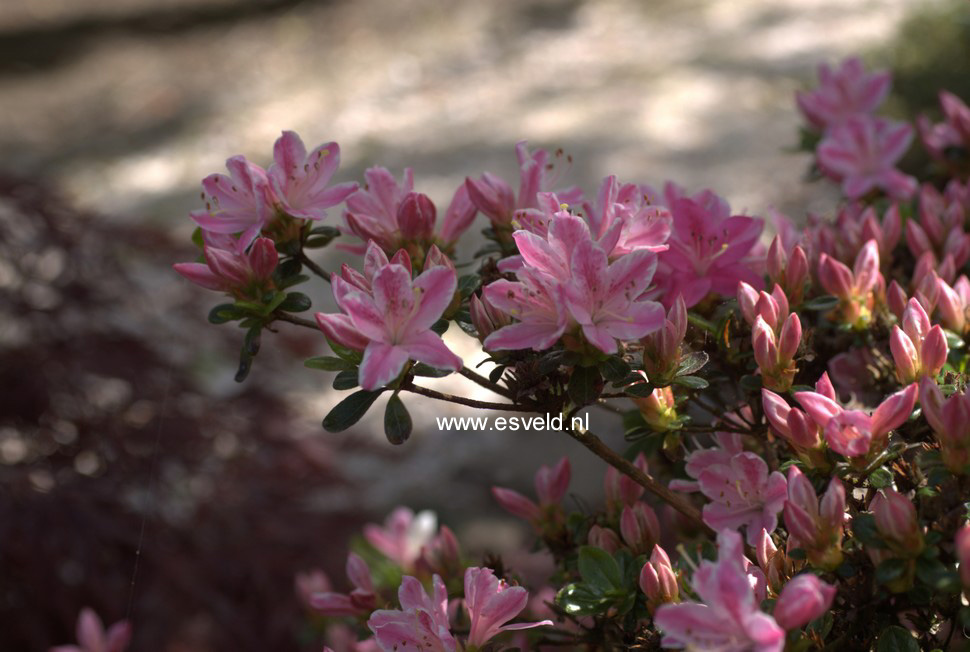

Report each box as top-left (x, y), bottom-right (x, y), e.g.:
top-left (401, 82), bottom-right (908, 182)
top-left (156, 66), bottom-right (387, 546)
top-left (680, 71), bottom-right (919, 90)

top-left (870, 489), bottom-right (924, 557)
top-left (956, 524), bottom-right (970, 588)
top-left (315, 258), bottom-right (461, 389)
top-left (796, 57), bottom-right (891, 131)
top-left (640, 544), bottom-right (679, 613)
top-left (363, 507), bottom-right (439, 571)
top-left (50, 608), bottom-right (131, 652)
top-left (465, 141), bottom-right (582, 229)
top-left (620, 502), bottom-right (661, 555)
top-left (773, 574), bottom-right (837, 631)
top-left (795, 380), bottom-right (918, 458)
top-left (905, 184), bottom-right (970, 268)
top-left (174, 236), bottom-right (278, 300)
top-left (654, 529), bottom-right (785, 652)
top-left (310, 553), bottom-right (377, 617)
top-left (464, 567), bottom-right (553, 648)
top-left (918, 90), bottom-right (970, 166)
top-left (267, 131), bottom-right (358, 222)
top-left (655, 195), bottom-right (764, 308)
top-left (367, 574), bottom-right (457, 652)
top-left (783, 466), bottom-right (846, 570)
top-left (817, 116), bottom-right (917, 201)
top-left (937, 275), bottom-right (970, 334)
top-left (416, 525), bottom-right (462, 578)
top-left (605, 452), bottom-right (650, 513)
top-left (889, 298), bottom-right (948, 384)
top-left (817, 239), bottom-right (882, 328)
top-left (492, 457), bottom-right (571, 528)
top-left (919, 377), bottom-right (970, 473)
top-left (295, 568), bottom-right (331, 610)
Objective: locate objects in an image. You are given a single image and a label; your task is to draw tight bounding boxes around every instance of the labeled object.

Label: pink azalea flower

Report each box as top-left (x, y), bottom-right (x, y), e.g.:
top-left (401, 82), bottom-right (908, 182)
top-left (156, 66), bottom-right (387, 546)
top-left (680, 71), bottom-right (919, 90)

top-left (816, 115), bottom-right (917, 200)
top-left (363, 507), bottom-right (439, 570)
top-left (310, 552), bottom-right (377, 617)
top-left (174, 236), bottom-right (277, 300)
top-left (315, 256), bottom-right (462, 390)
top-left (295, 568), bottom-right (332, 610)
top-left (655, 196), bottom-right (764, 308)
top-left (905, 184), bottom-right (970, 268)
top-left (367, 574), bottom-right (458, 652)
top-left (773, 574), bottom-right (837, 631)
top-left (561, 239), bottom-right (665, 354)
top-left (696, 452), bottom-right (788, 546)
top-left (464, 567), bottom-right (553, 648)
top-left (653, 529), bottom-right (785, 652)
top-left (481, 267), bottom-right (568, 351)
top-left (794, 380), bottom-right (918, 458)
top-left (342, 167), bottom-right (475, 260)
top-left (51, 608), bottom-right (131, 652)
top-left (491, 457), bottom-right (571, 526)
top-left (190, 155), bottom-right (278, 246)
top-left (796, 57), bottom-right (891, 131)
top-left (580, 176), bottom-right (672, 256)
top-left (465, 141), bottom-right (583, 228)
top-left (266, 131), bottom-right (358, 221)
top-left (669, 432), bottom-right (744, 494)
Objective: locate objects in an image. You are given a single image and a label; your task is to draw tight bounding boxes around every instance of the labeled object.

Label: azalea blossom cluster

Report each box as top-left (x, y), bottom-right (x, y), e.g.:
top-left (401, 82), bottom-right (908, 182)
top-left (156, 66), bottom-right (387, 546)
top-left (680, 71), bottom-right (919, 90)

top-left (129, 54), bottom-right (970, 652)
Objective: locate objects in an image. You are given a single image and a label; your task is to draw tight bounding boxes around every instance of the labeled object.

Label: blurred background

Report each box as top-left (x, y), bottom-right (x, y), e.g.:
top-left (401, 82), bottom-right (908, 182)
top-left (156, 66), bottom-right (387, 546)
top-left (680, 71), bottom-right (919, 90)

top-left (1, 0), bottom-right (967, 649)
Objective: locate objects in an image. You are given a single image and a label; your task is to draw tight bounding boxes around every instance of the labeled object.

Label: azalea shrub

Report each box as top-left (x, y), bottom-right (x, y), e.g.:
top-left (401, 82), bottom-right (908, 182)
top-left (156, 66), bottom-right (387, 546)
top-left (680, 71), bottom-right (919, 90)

top-left (57, 55), bottom-right (970, 651)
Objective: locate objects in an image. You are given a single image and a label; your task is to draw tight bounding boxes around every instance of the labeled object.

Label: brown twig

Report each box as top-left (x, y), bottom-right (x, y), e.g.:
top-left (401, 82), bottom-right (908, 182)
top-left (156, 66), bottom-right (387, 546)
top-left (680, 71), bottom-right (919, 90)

top-left (401, 381), bottom-right (538, 412)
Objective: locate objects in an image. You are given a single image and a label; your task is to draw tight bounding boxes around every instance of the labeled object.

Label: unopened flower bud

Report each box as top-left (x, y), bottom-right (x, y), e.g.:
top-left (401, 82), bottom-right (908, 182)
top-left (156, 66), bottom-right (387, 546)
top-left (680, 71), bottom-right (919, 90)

top-left (774, 574), bottom-right (837, 630)
top-left (620, 502), bottom-right (660, 555)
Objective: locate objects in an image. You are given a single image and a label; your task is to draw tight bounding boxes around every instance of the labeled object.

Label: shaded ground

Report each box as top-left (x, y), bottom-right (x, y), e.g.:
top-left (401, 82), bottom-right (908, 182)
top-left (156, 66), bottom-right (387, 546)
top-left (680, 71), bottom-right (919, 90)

top-left (0, 0), bottom-right (958, 649)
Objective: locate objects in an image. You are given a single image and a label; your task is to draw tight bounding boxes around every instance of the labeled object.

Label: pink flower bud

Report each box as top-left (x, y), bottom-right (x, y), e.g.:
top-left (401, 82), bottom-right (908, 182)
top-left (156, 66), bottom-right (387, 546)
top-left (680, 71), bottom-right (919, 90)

top-left (774, 574), bottom-right (837, 630)
top-left (906, 219), bottom-right (933, 258)
top-left (249, 237), bottom-right (279, 281)
top-left (788, 408), bottom-right (822, 449)
top-left (871, 488), bottom-right (923, 555)
top-left (871, 383), bottom-right (919, 439)
top-left (752, 316), bottom-right (778, 371)
top-left (295, 569), bottom-right (331, 610)
top-left (762, 389), bottom-right (792, 438)
top-left (820, 478), bottom-right (846, 531)
top-left (424, 244), bottom-right (456, 270)
top-left (887, 280), bottom-right (908, 320)
top-left (778, 313), bottom-right (802, 361)
top-left (491, 487), bottom-right (541, 522)
top-left (397, 191), bottom-right (436, 240)
top-left (755, 528), bottom-right (778, 571)
top-left (937, 278), bottom-right (967, 333)
top-left (588, 524), bottom-right (622, 554)
top-left (767, 235), bottom-right (786, 281)
top-left (640, 544), bottom-right (679, 611)
top-left (535, 457), bottom-right (571, 506)
top-left (921, 325), bottom-right (948, 378)
top-left (605, 453), bottom-right (648, 510)
top-left (890, 325), bottom-right (919, 384)
top-left (818, 253), bottom-right (853, 299)
top-left (470, 293), bottom-right (511, 343)
top-left (620, 502), bottom-right (660, 555)
top-left (738, 281), bottom-right (759, 325)
top-left (756, 292), bottom-right (781, 331)
top-left (786, 245), bottom-right (810, 302)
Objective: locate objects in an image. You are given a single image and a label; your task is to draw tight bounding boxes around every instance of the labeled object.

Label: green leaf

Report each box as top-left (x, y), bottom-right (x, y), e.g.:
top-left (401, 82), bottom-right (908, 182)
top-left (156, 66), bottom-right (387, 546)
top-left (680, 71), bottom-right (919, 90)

top-left (868, 467), bottom-right (894, 489)
top-left (945, 329), bottom-right (966, 350)
top-left (803, 295), bottom-right (840, 311)
top-left (383, 395), bottom-right (412, 445)
top-left (278, 273), bottom-right (310, 290)
top-left (235, 350), bottom-right (254, 382)
top-left (623, 382), bottom-right (654, 398)
top-left (676, 351), bottom-right (709, 377)
top-left (430, 319), bottom-right (449, 335)
top-left (329, 340), bottom-right (364, 364)
top-left (852, 513), bottom-right (887, 548)
top-left (875, 625), bottom-right (920, 652)
top-left (915, 556), bottom-right (960, 592)
top-left (672, 375), bottom-right (709, 389)
top-left (457, 274), bottom-right (480, 299)
top-left (333, 369), bottom-right (360, 390)
top-left (278, 292), bottom-right (312, 313)
top-left (556, 582), bottom-right (610, 616)
top-left (687, 312), bottom-right (718, 334)
top-left (739, 374), bottom-right (763, 392)
top-left (191, 226), bottom-right (204, 248)
top-left (875, 558), bottom-right (908, 585)
top-left (323, 390), bottom-right (383, 432)
top-left (568, 366), bottom-right (602, 406)
top-left (209, 303), bottom-right (245, 324)
top-left (305, 356), bottom-right (356, 372)
top-left (577, 546), bottom-right (622, 591)
top-left (488, 366), bottom-right (506, 384)
top-left (412, 364), bottom-right (453, 378)
top-left (601, 356), bottom-right (632, 382)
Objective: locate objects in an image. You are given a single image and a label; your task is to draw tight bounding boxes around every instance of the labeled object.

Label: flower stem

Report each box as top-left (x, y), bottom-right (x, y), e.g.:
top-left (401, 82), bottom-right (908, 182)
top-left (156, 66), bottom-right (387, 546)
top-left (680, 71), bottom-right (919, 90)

top-left (564, 423), bottom-right (711, 532)
top-left (458, 366), bottom-right (513, 399)
top-left (401, 381), bottom-right (538, 412)
top-left (299, 253), bottom-right (332, 283)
